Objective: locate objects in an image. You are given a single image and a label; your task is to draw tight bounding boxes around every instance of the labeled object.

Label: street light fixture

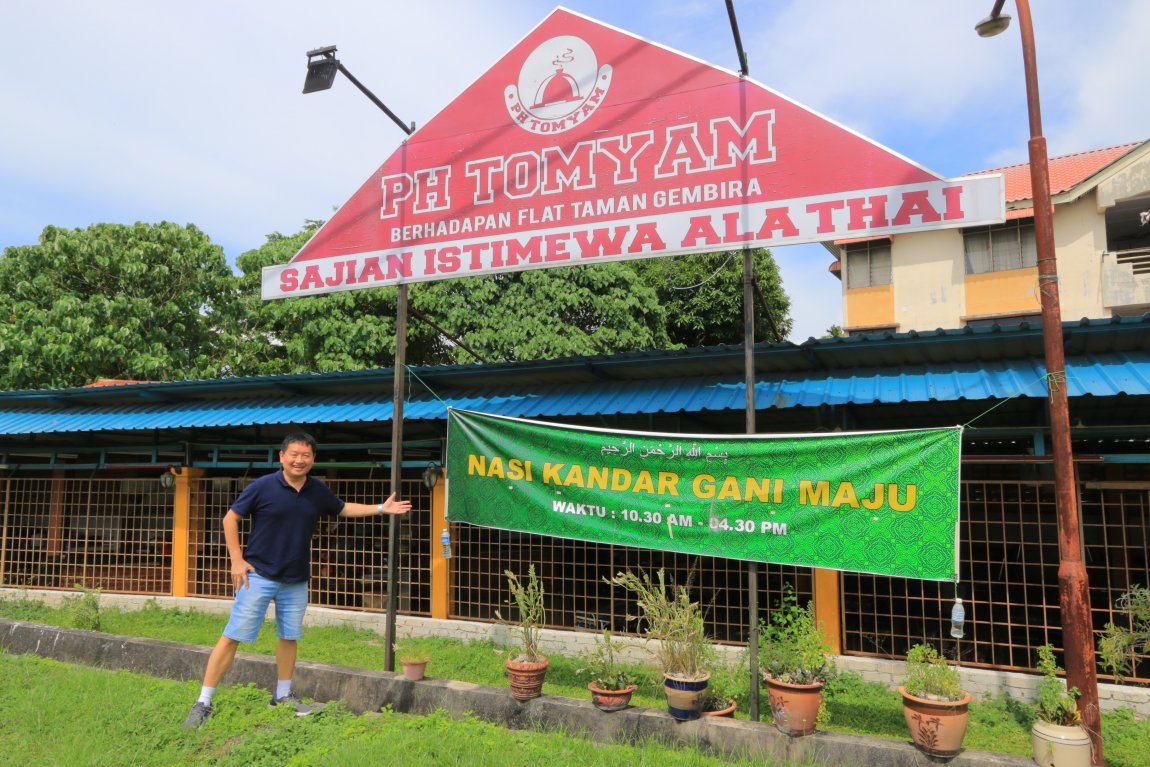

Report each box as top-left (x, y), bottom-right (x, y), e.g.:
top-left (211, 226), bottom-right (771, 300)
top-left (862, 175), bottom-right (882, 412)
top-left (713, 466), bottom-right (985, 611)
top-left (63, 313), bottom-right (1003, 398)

top-left (302, 45), bottom-right (413, 136)
top-left (974, 3), bottom-right (1103, 764)
top-left (303, 46), bottom-right (340, 93)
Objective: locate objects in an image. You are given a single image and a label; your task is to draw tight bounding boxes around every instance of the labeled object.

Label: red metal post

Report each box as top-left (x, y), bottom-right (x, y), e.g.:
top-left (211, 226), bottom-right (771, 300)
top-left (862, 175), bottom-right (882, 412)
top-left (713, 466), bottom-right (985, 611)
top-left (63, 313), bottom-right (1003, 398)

top-left (1014, 1), bottom-right (1103, 762)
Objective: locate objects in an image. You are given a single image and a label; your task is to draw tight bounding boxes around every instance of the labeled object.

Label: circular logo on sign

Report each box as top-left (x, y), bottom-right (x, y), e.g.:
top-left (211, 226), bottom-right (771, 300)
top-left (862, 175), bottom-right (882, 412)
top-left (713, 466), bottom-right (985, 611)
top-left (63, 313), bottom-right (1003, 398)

top-left (505, 35), bottom-right (612, 135)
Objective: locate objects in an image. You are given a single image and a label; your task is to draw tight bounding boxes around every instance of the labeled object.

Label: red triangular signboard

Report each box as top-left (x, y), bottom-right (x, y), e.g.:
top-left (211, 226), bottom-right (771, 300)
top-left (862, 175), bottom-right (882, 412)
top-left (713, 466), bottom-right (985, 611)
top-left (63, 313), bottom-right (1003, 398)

top-left (264, 7), bottom-right (1003, 299)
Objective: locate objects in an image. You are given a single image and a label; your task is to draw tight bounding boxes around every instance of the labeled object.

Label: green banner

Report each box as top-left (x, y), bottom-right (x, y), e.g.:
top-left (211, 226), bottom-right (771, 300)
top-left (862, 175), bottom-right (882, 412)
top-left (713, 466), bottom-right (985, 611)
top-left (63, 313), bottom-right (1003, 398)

top-left (446, 409), bottom-right (962, 581)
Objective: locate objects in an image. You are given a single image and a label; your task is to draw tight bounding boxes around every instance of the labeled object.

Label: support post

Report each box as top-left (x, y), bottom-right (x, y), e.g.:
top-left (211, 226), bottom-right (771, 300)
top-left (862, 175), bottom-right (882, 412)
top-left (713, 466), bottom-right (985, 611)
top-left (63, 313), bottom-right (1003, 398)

top-left (384, 283), bottom-right (409, 672)
top-left (430, 478), bottom-right (449, 620)
top-left (1011, 3), bottom-right (1101, 761)
top-left (170, 468), bottom-right (205, 598)
top-left (742, 247), bottom-right (761, 721)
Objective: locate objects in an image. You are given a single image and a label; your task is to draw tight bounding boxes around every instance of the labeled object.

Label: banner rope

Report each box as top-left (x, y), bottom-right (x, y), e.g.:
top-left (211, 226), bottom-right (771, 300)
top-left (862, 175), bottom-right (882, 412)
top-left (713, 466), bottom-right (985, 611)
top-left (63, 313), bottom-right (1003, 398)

top-left (404, 365), bottom-right (451, 408)
top-left (961, 371), bottom-right (1065, 429)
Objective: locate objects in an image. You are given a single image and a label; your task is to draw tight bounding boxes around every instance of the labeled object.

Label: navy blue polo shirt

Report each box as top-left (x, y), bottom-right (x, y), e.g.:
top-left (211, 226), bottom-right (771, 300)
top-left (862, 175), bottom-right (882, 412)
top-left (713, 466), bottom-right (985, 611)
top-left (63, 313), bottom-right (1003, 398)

top-left (229, 471), bottom-right (345, 583)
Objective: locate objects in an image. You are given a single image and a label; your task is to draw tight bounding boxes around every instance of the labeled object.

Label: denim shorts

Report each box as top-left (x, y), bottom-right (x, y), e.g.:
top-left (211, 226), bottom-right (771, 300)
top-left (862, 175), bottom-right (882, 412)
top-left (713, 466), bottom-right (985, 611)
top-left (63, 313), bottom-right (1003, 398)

top-left (223, 571), bottom-right (308, 643)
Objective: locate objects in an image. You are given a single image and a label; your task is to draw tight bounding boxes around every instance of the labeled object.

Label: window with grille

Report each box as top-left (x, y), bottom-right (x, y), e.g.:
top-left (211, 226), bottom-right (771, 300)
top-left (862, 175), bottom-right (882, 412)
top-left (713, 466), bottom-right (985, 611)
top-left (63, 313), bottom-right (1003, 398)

top-left (964, 220), bottom-right (1037, 274)
top-left (845, 242), bottom-right (892, 288)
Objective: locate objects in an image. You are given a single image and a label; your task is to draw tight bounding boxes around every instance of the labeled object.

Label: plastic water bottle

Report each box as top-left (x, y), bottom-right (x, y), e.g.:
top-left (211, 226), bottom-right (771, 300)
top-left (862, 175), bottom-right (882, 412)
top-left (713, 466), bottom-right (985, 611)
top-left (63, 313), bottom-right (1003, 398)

top-left (949, 598), bottom-right (965, 639)
top-left (441, 528), bottom-right (452, 560)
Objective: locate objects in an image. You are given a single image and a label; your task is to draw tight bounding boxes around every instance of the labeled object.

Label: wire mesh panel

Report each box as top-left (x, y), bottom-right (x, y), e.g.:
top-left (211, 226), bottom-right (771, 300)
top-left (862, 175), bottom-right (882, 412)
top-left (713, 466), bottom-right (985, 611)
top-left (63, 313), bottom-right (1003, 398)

top-left (0, 476), bottom-right (172, 595)
top-left (187, 474), bottom-right (430, 615)
top-left (1081, 481), bottom-right (1150, 683)
top-left (447, 522), bottom-right (809, 644)
top-left (843, 480), bottom-right (1060, 669)
top-left (842, 477), bottom-right (1150, 683)
top-left (0, 477), bottom-right (56, 589)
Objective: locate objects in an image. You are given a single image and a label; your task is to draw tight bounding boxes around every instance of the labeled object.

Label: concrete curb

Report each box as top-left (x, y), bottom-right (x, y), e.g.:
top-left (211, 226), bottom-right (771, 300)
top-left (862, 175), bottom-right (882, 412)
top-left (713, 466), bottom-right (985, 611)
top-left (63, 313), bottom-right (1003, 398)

top-left (1, 618), bottom-right (1030, 767)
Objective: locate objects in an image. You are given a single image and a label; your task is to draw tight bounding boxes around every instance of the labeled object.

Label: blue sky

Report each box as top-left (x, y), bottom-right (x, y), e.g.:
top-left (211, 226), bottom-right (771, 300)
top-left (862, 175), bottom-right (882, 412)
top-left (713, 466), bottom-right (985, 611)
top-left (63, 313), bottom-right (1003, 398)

top-left (1, 1), bottom-right (1146, 342)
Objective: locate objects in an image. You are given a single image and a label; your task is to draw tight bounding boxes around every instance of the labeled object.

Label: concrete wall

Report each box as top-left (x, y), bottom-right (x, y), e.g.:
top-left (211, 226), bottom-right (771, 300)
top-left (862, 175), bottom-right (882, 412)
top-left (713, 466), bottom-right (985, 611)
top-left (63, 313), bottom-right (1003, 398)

top-left (1054, 194), bottom-right (1108, 320)
top-left (891, 228), bottom-right (964, 331)
top-left (6, 587), bottom-right (1147, 717)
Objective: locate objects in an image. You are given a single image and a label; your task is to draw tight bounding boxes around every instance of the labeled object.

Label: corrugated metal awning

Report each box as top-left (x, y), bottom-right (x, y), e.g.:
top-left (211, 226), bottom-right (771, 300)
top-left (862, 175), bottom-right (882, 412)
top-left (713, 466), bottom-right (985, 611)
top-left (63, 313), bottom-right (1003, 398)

top-left (3, 353), bottom-right (1147, 437)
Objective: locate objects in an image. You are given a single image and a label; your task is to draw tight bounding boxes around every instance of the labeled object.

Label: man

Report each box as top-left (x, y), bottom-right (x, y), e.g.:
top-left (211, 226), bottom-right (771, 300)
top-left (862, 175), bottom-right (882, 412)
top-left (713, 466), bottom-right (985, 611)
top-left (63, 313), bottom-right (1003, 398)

top-left (183, 431), bottom-right (411, 728)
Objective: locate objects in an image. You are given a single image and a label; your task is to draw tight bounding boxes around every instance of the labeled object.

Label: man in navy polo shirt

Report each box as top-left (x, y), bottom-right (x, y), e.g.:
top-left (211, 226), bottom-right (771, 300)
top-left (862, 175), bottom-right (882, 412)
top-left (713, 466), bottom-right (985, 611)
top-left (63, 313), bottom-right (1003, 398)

top-left (183, 431), bottom-right (411, 728)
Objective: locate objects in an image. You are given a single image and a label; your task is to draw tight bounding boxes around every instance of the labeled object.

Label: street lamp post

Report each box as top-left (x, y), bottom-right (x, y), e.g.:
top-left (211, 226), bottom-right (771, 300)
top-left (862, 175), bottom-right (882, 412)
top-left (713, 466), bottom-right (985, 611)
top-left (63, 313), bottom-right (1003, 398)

top-left (976, 3), bottom-right (1103, 763)
top-left (303, 46), bottom-right (413, 673)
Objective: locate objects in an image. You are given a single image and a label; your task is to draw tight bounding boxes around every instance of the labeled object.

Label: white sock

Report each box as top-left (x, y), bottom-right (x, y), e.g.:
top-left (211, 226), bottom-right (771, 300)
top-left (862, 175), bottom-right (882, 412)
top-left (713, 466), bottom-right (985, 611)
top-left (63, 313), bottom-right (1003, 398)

top-left (198, 686), bottom-right (215, 706)
top-left (276, 680), bottom-right (292, 700)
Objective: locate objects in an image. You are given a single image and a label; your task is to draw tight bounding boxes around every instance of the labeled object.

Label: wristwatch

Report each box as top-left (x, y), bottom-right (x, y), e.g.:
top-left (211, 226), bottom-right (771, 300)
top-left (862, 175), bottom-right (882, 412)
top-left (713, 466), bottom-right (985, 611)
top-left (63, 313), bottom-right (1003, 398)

top-left (376, 503), bottom-right (384, 515)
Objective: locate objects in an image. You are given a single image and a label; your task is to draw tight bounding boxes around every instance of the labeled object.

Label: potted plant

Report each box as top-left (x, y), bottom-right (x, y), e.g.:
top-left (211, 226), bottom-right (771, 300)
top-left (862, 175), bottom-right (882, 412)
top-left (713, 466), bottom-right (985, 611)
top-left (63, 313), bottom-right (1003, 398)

top-left (702, 655), bottom-right (746, 718)
top-left (395, 635), bottom-right (431, 681)
top-left (899, 643), bottom-right (972, 757)
top-left (1031, 644), bottom-right (1091, 767)
top-left (579, 629), bottom-right (640, 712)
top-left (611, 569), bottom-right (714, 721)
top-left (758, 584), bottom-right (834, 736)
top-left (497, 564), bottom-right (549, 701)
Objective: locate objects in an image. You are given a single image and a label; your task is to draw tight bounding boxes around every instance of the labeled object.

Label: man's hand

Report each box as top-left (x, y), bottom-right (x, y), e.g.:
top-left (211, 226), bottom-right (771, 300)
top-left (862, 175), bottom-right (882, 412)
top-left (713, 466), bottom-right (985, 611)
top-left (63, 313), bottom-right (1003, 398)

top-left (231, 559), bottom-right (253, 591)
top-left (380, 492), bottom-right (412, 515)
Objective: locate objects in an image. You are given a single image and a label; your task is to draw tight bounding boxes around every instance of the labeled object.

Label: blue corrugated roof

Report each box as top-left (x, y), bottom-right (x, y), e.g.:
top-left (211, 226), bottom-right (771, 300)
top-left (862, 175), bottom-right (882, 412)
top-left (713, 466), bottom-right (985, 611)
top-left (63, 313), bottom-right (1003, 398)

top-left (2, 353), bottom-right (1147, 436)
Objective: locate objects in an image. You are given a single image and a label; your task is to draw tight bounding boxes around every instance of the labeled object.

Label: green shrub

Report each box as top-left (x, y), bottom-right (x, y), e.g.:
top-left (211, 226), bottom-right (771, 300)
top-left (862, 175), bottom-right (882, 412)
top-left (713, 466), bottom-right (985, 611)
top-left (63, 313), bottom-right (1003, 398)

top-left (758, 583), bottom-right (834, 685)
top-left (1034, 644), bottom-right (1080, 726)
top-left (63, 584), bottom-right (102, 631)
top-left (902, 643), bottom-right (963, 701)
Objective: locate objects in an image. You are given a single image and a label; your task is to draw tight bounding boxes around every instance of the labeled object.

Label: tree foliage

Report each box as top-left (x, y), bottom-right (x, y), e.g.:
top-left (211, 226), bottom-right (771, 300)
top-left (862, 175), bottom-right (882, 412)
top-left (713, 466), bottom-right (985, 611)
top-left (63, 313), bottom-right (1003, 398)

top-left (0, 221), bottom-right (796, 388)
top-left (0, 223), bottom-right (240, 389)
top-left (230, 224), bottom-right (442, 376)
top-left (632, 249), bottom-right (792, 346)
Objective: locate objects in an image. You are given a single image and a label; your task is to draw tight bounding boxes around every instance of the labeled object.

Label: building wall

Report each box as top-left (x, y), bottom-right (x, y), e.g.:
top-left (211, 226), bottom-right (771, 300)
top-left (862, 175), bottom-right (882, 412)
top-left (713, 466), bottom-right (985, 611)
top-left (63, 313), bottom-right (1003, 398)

top-left (1053, 194), bottom-right (1108, 321)
top-left (842, 192), bottom-right (1117, 332)
top-left (890, 228), bottom-right (964, 331)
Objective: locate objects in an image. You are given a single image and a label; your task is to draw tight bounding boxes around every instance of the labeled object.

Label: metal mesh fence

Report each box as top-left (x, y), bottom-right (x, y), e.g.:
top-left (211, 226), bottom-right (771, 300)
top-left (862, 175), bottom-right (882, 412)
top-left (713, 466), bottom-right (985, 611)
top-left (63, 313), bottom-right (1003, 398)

top-left (1, 471), bottom-right (1146, 681)
top-left (841, 478), bottom-right (1150, 682)
top-left (186, 475), bottom-right (431, 614)
top-left (0, 476), bottom-right (172, 594)
top-left (447, 522), bottom-right (809, 643)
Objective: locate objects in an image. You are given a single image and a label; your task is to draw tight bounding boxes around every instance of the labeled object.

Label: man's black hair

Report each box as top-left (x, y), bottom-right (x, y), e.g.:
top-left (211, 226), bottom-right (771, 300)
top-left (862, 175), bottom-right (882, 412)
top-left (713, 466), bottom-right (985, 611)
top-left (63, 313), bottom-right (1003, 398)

top-left (280, 432), bottom-right (318, 454)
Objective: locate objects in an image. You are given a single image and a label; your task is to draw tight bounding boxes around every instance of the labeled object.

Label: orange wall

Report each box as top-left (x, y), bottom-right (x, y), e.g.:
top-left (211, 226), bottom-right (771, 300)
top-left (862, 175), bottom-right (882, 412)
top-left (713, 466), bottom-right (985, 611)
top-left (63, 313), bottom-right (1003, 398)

top-left (844, 284), bottom-right (895, 328)
top-left (964, 268), bottom-right (1040, 317)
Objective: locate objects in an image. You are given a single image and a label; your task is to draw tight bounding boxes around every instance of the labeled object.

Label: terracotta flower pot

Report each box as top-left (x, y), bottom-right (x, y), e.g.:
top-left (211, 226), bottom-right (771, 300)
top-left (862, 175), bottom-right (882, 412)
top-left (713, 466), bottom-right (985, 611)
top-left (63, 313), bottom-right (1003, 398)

top-left (702, 699), bottom-right (737, 718)
top-left (400, 658), bottom-right (427, 681)
top-left (504, 656), bottom-right (549, 701)
top-left (587, 682), bottom-right (637, 712)
top-left (663, 672), bottom-right (710, 721)
top-left (1031, 720), bottom-right (1092, 767)
top-left (764, 676), bottom-right (824, 736)
top-left (899, 686), bottom-right (972, 757)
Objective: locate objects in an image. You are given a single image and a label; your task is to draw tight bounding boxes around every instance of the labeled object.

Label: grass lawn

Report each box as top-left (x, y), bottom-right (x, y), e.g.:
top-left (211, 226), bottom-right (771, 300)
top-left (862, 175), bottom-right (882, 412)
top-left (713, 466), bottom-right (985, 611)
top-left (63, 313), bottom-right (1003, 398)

top-left (0, 654), bottom-right (793, 767)
top-left (2, 593), bottom-right (1148, 766)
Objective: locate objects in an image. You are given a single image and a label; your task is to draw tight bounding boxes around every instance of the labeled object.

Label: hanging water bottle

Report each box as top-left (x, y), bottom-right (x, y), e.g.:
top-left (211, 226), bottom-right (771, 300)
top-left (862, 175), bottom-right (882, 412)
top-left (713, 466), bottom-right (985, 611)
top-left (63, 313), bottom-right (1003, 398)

top-left (950, 597), bottom-right (965, 639)
top-left (441, 527), bottom-right (452, 560)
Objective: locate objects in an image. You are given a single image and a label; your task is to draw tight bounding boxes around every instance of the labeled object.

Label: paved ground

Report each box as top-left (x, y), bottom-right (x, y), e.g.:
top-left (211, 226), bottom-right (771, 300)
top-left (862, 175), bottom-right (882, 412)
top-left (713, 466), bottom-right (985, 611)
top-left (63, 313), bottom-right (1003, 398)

top-left (0, 618), bottom-right (1032, 767)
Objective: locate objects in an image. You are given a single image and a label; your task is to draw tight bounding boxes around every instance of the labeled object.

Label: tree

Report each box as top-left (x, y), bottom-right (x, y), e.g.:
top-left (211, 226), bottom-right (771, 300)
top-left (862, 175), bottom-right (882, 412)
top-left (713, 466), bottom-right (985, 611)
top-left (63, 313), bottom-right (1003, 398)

top-left (233, 227), bottom-right (794, 372)
top-left (410, 264), bottom-right (673, 363)
top-left (0, 222), bottom-right (240, 389)
top-left (631, 249), bottom-right (792, 346)
top-left (824, 325), bottom-right (846, 338)
top-left (230, 224), bottom-right (443, 375)
top-left (233, 226), bottom-right (674, 370)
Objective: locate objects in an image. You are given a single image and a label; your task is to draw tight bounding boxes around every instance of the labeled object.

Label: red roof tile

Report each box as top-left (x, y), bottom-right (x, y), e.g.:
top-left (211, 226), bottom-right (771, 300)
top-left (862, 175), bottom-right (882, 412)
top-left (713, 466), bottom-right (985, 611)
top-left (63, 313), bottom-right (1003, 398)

top-left (973, 141), bottom-right (1144, 203)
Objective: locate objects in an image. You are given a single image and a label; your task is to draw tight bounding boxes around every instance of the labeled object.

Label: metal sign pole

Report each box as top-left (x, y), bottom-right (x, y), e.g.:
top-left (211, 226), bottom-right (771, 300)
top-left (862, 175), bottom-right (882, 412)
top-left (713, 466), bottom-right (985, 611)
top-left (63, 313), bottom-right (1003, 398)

top-left (384, 282), bottom-right (408, 672)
